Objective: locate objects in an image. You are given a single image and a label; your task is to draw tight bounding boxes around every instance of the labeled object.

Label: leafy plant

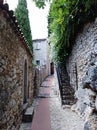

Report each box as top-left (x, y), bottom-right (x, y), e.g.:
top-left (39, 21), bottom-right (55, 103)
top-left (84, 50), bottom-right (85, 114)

top-left (48, 0), bottom-right (97, 64)
top-left (33, 0), bottom-right (50, 8)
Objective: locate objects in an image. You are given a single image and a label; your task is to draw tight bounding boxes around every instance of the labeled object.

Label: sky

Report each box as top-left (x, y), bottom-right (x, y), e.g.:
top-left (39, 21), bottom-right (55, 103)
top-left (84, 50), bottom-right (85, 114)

top-left (4, 0), bottom-right (50, 40)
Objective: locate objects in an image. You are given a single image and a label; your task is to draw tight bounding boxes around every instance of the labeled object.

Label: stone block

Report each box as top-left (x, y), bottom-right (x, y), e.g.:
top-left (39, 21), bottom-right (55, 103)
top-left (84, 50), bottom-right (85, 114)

top-left (82, 65), bottom-right (97, 92)
top-left (84, 113), bottom-right (97, 130)
top-left (22, 106), bottom-right (34, 122)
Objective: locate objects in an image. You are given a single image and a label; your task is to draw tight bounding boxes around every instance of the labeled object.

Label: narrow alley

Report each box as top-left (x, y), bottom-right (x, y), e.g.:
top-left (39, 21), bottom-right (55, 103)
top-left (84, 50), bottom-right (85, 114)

top-left (20, 74), bottom-right (84, 130)
top-left (1, 1), bottom-right (97, 130)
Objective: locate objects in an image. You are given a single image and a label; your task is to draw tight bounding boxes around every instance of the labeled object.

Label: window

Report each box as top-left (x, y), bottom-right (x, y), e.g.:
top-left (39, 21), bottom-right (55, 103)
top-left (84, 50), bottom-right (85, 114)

top-left (35, 43), bottom-right (40, 50)
top-left (36, 60), bottom-right (40, 65)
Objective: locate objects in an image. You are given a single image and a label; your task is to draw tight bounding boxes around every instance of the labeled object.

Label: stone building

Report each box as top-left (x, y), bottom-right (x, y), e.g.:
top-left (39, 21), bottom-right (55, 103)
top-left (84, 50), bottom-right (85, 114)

top-left (0, 1), bottom-right (35, 130)
top-left (33, 39), bottom-right (51, 82)
top-left (66, 19), bottom-right (97, 129)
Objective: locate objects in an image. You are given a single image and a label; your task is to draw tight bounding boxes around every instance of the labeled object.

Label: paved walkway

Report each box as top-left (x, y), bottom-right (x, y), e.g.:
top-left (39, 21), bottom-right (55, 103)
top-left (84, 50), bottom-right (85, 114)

top-left (30, 76), bottom-right (53, 130)
top-left (20, 75), bottom-right (84, 130)
top-left (30, 75), bottom-right (84, 130)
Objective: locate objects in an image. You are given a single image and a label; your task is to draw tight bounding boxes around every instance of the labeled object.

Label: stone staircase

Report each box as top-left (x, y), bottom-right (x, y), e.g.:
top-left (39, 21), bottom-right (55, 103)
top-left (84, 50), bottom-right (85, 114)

top-left (56, 65), bottom-right (75, 105)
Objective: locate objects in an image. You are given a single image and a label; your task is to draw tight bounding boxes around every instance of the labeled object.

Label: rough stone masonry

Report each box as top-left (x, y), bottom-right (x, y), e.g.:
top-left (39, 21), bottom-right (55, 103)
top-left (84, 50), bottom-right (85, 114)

top-left (0, 2), bottom-right (35, 130)
top-left (66, 18), bottom-right (97, 130)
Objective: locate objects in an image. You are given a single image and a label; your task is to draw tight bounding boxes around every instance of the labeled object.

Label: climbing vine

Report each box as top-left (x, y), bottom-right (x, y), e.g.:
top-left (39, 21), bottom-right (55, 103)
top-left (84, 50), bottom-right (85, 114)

top-left (48, 0), bottom-right (97, 64)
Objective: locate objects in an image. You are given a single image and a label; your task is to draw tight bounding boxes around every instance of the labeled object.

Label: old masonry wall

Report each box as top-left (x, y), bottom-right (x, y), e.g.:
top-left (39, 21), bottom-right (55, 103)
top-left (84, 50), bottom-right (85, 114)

top-left (0, 2), bottom-right (34, 130)
top-left (67, 18), bottom-right (97, 129)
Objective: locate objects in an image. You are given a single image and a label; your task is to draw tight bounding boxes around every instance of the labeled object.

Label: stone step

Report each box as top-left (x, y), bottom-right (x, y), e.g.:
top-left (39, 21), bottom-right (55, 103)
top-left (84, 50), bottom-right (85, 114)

top-left (62, 94), bottom-right (74, 97)
top-left (22, 106), bottom-right (34, 122)
top-left (62, 94), bottom-right (73, 97)
top-left (62, 90), bottom-right (74, 94)
top-left (62, 92), bottom-right (70, 95)
top-left (62, 83), bottom-right (67, 86)
top-left (62, 96), bottom-right (74, 100)
top-left (62, 87), bottom-right (71, 90)
top-left (62, 89), bottom-right (74, 92)
top-left (62, 100), bottom-right (75, 105)
top-left (62, 87), bottom-right (74, 92)
top-left (62, 87), bottom-right (73, 91)
top-left (61, 77), bottom-right (69, 81)
top-left (57, 65), bottom-right (75, 106)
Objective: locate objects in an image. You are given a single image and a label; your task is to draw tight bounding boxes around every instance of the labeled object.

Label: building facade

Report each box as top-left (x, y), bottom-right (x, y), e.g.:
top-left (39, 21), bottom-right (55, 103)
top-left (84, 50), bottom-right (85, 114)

top-left (33, 39), bottom-right (50, 82)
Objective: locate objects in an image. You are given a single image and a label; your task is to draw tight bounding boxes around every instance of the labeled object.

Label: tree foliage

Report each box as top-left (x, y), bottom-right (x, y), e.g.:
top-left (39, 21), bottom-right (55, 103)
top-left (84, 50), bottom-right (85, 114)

top-left (33, 0), bottom-right (50, 8)
top-left (48, 0), bottom-right (97, 64)
top-left (15, 0), bottom-right (33, 51)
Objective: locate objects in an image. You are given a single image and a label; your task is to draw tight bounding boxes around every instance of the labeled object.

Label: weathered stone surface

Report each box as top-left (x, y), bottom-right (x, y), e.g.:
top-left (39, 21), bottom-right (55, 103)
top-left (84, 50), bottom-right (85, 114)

top-left (0, 4), bottom-right (34, 130)
top-left (82, 64), bottom-right (97, 92)
top-left (66, 19), bottom-right (97, 127)
top-left (84, 113), bottom-right (97, 130)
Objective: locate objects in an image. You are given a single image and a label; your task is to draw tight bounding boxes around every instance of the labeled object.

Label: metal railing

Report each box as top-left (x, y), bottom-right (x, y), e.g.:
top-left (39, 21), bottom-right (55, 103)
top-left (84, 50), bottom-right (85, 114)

top-left (56, 64), bottom-right (63, 101)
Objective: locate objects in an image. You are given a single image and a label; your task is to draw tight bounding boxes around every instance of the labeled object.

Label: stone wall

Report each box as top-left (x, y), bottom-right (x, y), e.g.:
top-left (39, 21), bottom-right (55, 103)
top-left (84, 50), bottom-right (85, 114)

top-left (0, 2), bottom-right (34, 130)
top-left (66, 19), bottom-right (97, 129)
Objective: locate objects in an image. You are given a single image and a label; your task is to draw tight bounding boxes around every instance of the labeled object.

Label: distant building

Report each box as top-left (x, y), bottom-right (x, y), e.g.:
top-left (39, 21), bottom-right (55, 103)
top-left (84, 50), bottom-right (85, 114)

top-left (33, 39), bottom-right (51, 81)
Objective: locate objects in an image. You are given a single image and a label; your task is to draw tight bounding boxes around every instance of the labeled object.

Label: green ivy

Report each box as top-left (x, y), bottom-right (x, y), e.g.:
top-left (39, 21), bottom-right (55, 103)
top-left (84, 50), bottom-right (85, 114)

top-left (48, 0), bottom-right (97, 64)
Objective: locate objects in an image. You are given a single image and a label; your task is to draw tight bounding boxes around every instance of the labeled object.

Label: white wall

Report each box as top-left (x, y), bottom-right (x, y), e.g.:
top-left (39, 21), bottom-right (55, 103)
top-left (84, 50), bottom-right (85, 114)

top-left (33, 39), bottom-right (50, 80)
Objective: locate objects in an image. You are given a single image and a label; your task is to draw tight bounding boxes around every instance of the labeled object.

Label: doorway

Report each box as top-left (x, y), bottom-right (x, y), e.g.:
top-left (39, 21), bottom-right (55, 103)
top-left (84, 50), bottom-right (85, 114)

top-left (50, 62), bottom-right (54, 75)
top-left (23, 59), bottom-right (28, 104)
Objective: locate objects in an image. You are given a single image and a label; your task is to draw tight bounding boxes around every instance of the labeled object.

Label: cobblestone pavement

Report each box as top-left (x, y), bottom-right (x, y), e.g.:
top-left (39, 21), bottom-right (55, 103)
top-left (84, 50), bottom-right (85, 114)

top-left (50, 76), bottom-right (84, 130)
